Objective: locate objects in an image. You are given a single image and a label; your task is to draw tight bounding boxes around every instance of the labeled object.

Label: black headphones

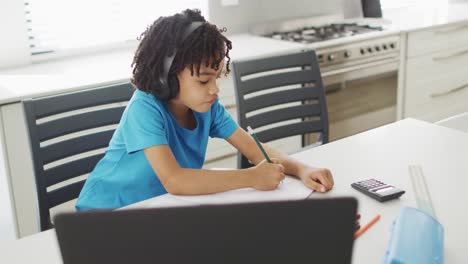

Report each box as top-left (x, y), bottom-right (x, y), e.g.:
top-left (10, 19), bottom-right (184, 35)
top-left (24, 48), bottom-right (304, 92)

top-left (158, 21), bottom-right (204, 97)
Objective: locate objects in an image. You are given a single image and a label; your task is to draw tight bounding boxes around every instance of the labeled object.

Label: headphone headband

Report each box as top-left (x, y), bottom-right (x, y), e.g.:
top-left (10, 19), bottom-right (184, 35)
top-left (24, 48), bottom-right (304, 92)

top-left (161, 21), bottom-right (204, 87)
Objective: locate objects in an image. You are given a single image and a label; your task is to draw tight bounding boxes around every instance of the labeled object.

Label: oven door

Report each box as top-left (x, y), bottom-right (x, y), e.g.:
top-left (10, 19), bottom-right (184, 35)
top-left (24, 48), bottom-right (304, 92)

top-left (317, 57), bottom-right (399, 141)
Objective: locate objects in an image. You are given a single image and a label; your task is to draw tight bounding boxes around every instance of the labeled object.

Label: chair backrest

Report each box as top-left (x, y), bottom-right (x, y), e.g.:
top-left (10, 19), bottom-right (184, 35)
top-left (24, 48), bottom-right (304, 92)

top-left (232, 50), bottom-right (329, 168)
top-left (23, 82), bottom-right (134, 231)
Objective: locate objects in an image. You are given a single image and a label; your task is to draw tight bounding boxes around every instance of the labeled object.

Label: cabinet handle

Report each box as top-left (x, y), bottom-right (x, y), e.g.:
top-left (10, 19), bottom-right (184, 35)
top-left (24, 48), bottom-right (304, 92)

top-left (430, 83), bottom-right (468, 98)
top-left (434, 24), bottom-right (468, 34)
top-left (433, 48), bottom-right (468, 61)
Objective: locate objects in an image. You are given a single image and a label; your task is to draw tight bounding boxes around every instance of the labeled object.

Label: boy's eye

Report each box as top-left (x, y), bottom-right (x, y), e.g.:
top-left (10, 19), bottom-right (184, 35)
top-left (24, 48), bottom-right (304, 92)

top-left (199, 80), bottom-right (209, 85)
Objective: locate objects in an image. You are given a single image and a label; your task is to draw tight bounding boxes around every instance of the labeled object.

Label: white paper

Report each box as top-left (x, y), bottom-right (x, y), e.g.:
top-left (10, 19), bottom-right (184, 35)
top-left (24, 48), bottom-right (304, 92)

top-left (122, 193), bottom-right (201, 210)
top-left (172, 176), bottom-right (313, 205)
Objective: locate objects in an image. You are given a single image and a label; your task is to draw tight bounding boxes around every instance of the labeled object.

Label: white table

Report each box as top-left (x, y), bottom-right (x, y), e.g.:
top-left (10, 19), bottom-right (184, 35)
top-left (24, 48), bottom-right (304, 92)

top-left (1, 118), bottom-right (467, 263)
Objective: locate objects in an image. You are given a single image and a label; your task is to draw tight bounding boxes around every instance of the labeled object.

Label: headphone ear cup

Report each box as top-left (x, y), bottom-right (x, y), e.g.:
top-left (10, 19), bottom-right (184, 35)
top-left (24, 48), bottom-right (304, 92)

top-left (168, 74), bottom-right (180, 98)
top-left (156, 77), bottom-right (171, 100)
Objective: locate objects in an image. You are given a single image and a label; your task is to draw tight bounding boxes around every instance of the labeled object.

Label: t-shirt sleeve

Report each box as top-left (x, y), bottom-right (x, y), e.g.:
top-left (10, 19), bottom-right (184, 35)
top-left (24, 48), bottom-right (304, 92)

top-left (209, 99), bottom-right (238, 139)
top-left (121, 99), bottom-right (168, 153)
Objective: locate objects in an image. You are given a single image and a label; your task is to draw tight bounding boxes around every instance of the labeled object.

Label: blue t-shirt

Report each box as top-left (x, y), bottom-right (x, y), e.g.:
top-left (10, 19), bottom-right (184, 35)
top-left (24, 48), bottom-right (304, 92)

top-left (75, 89), bottom-right (238, 210)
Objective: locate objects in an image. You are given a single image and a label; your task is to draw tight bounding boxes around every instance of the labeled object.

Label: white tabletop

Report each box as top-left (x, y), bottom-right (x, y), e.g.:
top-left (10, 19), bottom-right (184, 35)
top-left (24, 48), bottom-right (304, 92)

top-left (0, 229), bottom-right (62, 263)
top-left (1, 118), bottom-right (467, 263)
top-left (291, 118), bottom-right (468, 263)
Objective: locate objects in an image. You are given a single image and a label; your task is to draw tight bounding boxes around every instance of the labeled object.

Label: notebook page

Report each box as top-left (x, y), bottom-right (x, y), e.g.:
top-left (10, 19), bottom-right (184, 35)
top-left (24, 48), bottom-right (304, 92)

top-left (172, 176), bottom-right (313, 205)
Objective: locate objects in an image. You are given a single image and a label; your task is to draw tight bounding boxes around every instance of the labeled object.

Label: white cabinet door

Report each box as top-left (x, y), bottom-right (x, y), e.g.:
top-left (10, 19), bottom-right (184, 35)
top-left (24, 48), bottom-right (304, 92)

top-left (404, 46), bottom-right (468, 121)
top-left (407, 21), bottom-right (468, 58)
top-left (403, 20), bottom-right (468, 122)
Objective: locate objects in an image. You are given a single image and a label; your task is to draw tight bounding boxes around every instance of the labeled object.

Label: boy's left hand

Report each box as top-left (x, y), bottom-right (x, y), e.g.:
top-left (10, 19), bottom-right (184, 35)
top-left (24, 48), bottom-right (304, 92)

top-left (298, 167), bottom-right (334, 192)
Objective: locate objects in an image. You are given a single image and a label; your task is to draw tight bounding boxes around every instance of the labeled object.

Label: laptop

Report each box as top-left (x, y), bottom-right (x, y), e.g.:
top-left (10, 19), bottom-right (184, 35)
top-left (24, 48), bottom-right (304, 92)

top-left (54, 198), bottom-right (357, 264)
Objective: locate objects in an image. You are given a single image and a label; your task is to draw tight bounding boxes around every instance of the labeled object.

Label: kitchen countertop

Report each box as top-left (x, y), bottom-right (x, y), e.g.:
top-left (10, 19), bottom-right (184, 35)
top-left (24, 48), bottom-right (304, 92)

top-left (1, 2), bottom-right (468, 105)
top-left (0, 34), bottom-right (304, 106)
top-left (383, 1), bottom-right (468, 32)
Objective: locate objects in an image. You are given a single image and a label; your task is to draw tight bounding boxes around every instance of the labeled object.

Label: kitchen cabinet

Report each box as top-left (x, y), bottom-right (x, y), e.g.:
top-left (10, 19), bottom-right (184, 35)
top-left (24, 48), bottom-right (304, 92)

top-left (406, 22), bottom-right (468, 58)
top-left (401, 20), bottom-right (468, 121)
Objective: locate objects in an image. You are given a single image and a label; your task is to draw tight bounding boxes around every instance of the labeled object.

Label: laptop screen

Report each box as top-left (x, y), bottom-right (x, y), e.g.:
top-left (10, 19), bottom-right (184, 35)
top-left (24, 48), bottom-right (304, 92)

top-left (54, 198), bottom-right (357, 264)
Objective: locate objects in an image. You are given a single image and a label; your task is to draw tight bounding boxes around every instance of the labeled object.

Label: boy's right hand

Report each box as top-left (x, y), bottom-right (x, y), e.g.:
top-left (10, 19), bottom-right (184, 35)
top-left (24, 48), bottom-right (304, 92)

top-left (250, 158), bottom-right (285, 191)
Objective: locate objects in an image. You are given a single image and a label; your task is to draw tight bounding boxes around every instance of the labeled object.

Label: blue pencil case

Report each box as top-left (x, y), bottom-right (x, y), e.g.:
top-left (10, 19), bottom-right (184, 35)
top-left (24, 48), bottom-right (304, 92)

top-left (384, 206), bottom-right (444, 264)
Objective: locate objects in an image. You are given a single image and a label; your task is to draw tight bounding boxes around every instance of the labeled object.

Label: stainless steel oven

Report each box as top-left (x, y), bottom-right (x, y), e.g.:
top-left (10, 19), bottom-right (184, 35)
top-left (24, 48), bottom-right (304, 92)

top-left (254, 17), bottom-right (401, 141)
top-left (317, 34), bottom-right (400, 140)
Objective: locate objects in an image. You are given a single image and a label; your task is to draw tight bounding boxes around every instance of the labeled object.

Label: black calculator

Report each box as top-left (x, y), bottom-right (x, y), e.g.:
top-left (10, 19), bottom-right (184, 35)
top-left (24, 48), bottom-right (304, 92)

top-left (351, 179), bottom-right (405, 202)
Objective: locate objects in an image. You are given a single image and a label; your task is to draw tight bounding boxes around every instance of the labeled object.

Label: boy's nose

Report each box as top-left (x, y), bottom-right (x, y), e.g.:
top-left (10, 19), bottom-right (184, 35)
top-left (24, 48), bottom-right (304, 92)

top-left (209, 84), bottom-right (219, 95)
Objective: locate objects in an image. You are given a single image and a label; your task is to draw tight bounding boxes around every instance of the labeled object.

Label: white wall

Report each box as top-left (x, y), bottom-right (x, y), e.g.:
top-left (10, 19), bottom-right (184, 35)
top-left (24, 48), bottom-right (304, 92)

top-left (207, 0), bottom-right (349, 34)
top-left (0, 0), bottom-right (365, 68)
top-left (0, 0), bottom-right (31, 69)
top-left (0, 114), bottom-right (17, 240)
top-left (207, 0), bottom-right (261, 34)
top-left (344, 0), bottom-right (364, 18)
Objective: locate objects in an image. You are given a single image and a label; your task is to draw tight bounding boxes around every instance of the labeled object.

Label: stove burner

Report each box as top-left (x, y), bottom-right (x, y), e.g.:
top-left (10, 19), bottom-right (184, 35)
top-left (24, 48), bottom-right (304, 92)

top-left (268, 23), bottom-right (383, 44)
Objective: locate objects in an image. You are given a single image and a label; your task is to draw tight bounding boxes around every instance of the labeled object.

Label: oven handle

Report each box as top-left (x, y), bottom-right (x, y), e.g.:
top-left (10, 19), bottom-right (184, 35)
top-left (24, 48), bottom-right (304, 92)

top-left (430, 83), bottom-right (468, 98)
top-left (321, 58), bottom-right (398, 77)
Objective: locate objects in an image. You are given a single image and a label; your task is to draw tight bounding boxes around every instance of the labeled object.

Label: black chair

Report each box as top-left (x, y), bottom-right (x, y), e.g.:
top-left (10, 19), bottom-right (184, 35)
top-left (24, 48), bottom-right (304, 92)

top-left (23, 82), bottom-right (134, 231)
top-left (232, 50), bottom-right (329, 169)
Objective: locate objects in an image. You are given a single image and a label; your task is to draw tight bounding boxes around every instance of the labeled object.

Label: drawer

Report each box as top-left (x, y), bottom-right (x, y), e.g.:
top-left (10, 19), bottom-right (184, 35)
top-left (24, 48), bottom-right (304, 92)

top-left (405, 45), bottom-right (468, 85)
top-left (406, 102), bottom-right (468, 123)
top-left (205, 106), bottom-right (238, 161)
top-left (404, 48), bottom-right (468, 117)
top-left (404, 76), bottom-right (468, 120)
top-left (205, 134), bottom-right (301, 164)
top-left (203, 153), bottom-right (237, 169)
top-left (205, 138), bottom-right (237, 162)
top-left (407, 21), bottom-right (468, 58)
top-left (218, 73), bottom-right (236, 106)
top-left (218, 96), bottom-right (238, 121)
top-left (204, 136), bottom-right (302, 169)
top-left (267, 135), bottom-right (302, 154)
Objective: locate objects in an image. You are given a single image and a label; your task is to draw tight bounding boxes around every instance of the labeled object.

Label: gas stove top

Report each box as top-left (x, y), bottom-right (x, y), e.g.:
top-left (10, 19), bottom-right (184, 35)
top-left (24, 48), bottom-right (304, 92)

top-left (266, 23), bottom-right (384, 44)
top-left (252, 15), bottom-right (400, 74)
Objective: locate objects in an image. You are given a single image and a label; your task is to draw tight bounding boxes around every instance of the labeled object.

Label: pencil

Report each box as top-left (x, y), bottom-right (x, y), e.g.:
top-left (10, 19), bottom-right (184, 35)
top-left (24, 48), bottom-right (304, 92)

top-left (247, 126), bottom-right (272, 163)
top-left (354, 214), bottom-right (380, 239)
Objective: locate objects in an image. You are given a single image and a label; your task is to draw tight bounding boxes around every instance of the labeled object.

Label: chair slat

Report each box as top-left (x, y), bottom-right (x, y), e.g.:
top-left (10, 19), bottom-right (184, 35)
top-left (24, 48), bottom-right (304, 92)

top-left (243, 87), bottom-right (321, 113)
top-left (234, 52), bottom-right (315, 76)
top-left (242, 69), bottom-right (316, 95)
top-left (47, 180), bottom-right (86, 209)
top-left (32, 82), bottom-right (133, 119)
top-left (41, 130), bottom-right (114, 164)
top-left (246, 104), bottom-right (322, 129)
top-left (256, 120), bottom-right (325, 143)
top-left (38, 106), bottom-right (125, 142)
top-left (45, 153), bottom-right (104, 187)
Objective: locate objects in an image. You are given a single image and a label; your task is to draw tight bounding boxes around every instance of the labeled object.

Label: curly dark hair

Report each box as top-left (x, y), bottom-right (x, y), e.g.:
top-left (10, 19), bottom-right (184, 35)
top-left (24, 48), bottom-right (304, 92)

top-left (131, 9), bottom-right (232, 101)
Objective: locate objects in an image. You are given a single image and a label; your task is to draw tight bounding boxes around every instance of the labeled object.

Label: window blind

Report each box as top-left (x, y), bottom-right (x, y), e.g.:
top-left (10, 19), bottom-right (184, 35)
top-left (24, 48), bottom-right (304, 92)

top-left (24, 0), bottom-right (203, 55)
